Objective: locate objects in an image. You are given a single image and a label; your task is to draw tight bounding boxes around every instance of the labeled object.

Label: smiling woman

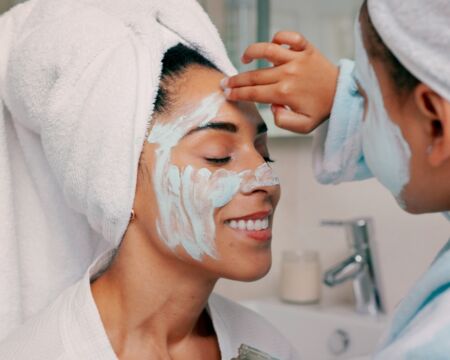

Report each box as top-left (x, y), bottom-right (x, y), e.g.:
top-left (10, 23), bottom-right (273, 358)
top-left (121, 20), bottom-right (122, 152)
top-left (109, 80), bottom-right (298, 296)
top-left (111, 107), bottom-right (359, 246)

top-left (131, 44), bottom-right (281, 278)
top-left (138, 52), bottom-right (279, 264)
top-left (0, 43), bottom-right (299, 360)
top-left (92, 44), bottom-right (290, 358)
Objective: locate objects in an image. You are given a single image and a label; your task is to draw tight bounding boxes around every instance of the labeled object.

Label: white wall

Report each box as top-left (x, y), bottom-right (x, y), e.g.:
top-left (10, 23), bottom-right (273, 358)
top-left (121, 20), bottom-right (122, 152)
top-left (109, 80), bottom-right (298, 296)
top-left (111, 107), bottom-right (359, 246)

top-left (270, 0), bottom-right (362, 62)
top-left (215, 138), bottom-right (449, 314)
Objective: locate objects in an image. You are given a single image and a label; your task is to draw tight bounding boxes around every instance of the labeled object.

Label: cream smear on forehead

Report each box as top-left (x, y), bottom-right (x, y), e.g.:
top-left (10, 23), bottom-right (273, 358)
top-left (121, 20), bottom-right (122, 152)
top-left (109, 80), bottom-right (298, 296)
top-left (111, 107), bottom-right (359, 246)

top-left (147, 92), bottom-right (280, 260)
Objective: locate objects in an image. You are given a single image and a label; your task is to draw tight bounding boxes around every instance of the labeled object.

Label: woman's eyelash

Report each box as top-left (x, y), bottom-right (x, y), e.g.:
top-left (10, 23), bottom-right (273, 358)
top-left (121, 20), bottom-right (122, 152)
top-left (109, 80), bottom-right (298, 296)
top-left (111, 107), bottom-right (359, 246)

top-left (205, 156), bottom-right (275, 164)
top-left (205, 157), bottom-right (231, 164)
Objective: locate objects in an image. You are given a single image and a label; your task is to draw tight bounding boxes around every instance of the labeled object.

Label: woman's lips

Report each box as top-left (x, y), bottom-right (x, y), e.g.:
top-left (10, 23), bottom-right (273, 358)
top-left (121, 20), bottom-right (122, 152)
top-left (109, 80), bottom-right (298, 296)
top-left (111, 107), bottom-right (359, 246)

top-left (227, 211), bottom-right (271, 221)
top-left (224, 211), bottom-right (272, 241)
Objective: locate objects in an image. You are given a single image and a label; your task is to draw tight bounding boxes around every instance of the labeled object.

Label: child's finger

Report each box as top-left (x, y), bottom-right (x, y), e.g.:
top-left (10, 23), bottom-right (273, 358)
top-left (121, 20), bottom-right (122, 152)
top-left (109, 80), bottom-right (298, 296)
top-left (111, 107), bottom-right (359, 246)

top-left (272, 31), bottom-right (308, 51)
top-left (224, 84), bottom-right (283, 104)
top-left (271, 105), bottom-right (316, 134)
top-left (241, 43), bottom-right (295, 65)
top-left (223, 67), bottom-right (280, 89)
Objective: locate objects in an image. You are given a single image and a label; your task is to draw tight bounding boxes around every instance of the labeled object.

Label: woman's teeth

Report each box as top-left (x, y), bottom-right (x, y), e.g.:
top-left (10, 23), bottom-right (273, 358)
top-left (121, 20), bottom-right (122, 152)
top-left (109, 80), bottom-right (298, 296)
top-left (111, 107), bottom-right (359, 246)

top-left (226, 217), bottom-right (269, 231)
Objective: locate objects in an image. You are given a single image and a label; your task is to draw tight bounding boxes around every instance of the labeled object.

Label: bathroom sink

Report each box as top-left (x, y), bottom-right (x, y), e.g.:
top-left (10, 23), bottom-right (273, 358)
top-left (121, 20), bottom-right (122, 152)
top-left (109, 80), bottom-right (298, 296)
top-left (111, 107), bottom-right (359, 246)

top-left (240, 298), bottom-right (388, 360)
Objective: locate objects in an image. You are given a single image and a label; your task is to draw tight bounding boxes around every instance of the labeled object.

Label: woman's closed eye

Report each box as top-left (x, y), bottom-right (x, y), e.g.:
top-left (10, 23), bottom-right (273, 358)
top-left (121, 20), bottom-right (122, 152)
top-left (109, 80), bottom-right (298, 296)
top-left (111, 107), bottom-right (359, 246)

top-left (204, 155), bottom-right (275, 165)
top-left (205, 156), bottom-right (232, 164)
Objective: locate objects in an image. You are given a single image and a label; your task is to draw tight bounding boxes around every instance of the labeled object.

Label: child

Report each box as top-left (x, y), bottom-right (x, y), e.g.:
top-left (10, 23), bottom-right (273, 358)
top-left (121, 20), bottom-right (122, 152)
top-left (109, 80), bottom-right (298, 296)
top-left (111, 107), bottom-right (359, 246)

top-left (223, 0), bottom-right (450, 357)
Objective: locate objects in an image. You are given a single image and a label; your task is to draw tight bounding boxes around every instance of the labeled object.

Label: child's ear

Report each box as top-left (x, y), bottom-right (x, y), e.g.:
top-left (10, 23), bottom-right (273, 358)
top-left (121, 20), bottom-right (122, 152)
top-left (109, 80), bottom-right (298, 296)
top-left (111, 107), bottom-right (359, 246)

top-left (414, 83), bottom-right (450, 167)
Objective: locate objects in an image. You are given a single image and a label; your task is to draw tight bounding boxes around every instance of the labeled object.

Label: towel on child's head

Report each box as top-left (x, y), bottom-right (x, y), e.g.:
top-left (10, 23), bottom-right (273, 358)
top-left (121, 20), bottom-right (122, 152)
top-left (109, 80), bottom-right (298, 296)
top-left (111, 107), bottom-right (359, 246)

top-left (368, 0), bottom-right (450, 101)
top-left (0, 0), bottom-right (235, 340)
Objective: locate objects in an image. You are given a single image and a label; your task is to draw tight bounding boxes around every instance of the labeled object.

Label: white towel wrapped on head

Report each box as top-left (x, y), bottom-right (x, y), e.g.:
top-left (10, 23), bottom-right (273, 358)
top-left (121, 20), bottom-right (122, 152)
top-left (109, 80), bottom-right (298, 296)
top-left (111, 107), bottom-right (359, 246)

top-left (368, 0), bottom-right (450, 102)
top-left (0, 0), bottom-right (235, 340)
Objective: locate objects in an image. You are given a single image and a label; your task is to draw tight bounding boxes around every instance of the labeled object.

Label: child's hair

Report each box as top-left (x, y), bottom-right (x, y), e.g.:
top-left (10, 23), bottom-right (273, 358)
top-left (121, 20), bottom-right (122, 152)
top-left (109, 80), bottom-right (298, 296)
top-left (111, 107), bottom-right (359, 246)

top-left (153, 43), bottom-right (220, 114)
top-left (360, 1), bottom-right (419, 93)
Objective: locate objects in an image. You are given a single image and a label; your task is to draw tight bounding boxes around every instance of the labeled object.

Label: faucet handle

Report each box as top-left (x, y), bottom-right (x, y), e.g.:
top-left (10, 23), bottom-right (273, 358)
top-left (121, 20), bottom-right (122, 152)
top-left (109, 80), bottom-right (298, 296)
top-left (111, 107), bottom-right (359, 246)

top-left (320, 218), bottom-right (373, 251)
top-left (320, 220), bottom-right (347, 227)
top-left (321, 219), bottom-right (370, 227)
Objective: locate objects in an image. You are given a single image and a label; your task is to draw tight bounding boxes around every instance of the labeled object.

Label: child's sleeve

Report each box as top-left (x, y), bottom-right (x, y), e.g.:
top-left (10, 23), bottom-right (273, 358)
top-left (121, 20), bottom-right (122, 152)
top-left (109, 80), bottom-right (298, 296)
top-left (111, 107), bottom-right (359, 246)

top-left (313, 59), bottom-right (373, 184)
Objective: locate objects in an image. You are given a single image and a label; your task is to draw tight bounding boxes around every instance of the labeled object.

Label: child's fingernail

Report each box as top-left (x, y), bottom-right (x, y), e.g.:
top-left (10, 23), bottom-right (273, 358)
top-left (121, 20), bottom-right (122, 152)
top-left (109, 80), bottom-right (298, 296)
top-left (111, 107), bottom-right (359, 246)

top-left (220, 77), bottom-right (229, 90)
top-left (223, 88), bottom-right (231, 98)
top-left (241, 56), bottom-right (250, 64)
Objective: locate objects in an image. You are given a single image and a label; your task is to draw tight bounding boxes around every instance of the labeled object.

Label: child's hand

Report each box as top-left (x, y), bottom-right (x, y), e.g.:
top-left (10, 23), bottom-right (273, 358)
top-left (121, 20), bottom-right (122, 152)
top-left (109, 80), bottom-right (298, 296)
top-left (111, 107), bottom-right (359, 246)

top-left (221, 31), bottom-right (339, 134)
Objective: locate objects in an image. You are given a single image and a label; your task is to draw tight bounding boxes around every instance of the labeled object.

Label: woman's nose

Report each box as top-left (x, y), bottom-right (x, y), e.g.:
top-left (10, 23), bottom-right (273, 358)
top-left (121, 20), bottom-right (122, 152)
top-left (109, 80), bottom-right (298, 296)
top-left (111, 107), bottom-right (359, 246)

top-left (240, 162), bottom-right (280, 195)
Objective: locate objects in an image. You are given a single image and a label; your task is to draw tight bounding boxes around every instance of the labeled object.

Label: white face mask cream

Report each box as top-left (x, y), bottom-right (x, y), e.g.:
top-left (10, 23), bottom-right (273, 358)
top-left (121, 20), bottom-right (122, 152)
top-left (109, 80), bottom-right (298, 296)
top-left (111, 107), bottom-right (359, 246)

top-left (147, 93), bottom-right (279, 260)
top-left (354, 21), bottom-right (412, 207)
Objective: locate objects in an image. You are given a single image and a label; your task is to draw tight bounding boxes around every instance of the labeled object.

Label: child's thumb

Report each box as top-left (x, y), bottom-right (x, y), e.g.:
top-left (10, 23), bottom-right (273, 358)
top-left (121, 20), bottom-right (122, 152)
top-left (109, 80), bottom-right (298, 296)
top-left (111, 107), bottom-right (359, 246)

top-left (271, 105), bottom-right (316, 134)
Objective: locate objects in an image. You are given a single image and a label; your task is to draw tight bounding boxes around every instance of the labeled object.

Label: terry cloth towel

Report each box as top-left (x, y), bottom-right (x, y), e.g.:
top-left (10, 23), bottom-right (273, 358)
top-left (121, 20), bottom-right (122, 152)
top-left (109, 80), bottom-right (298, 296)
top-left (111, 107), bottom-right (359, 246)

top-left (0, 0), bottom-right (236, 340)
top-left (313, 63), bottom-right (450, 359)
top-left (374, 240), bottom-right (450, 358)
top-left (312, 59), bottom-right (372, 185)
top-left (368, 0), bottom-right (450, 103)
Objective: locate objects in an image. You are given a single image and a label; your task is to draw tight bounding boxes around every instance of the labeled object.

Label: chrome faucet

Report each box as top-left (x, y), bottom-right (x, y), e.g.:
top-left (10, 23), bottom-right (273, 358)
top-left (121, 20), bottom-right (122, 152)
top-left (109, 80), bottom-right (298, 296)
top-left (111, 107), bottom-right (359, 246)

top-left (322, 218), bottom-right (383, 316)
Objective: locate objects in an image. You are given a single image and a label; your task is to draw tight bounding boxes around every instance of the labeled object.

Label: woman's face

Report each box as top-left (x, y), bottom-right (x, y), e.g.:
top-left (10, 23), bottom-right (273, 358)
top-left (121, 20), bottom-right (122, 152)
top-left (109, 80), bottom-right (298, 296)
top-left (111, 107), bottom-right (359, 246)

top-left (134, 66), bottom-right (281, 281)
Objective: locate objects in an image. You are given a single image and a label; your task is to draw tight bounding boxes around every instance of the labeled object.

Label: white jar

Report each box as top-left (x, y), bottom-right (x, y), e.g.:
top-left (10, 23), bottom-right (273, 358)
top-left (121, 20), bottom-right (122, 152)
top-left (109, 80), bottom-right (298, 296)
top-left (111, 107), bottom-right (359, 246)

top-left (279, 250), bottom-right (321, 304)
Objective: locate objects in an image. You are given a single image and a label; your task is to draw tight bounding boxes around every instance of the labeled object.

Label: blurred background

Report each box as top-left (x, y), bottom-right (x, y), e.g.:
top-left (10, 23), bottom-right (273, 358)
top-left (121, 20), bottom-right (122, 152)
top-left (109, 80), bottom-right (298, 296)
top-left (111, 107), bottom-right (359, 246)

top-left (1, 0), bottom-right (448, 337)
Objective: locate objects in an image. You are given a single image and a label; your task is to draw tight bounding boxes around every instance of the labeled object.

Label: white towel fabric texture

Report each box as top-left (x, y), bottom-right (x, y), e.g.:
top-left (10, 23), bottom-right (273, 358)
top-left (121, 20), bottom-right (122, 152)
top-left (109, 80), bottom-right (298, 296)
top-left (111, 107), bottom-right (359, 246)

top-left (368, 0), bottom-right (450, 102)
top-left (0, 0), bottom-right (236, 340)
top-left (313, 59), bottom-right (371, 185)
top-left (374, 240), bottom-right (450, 359)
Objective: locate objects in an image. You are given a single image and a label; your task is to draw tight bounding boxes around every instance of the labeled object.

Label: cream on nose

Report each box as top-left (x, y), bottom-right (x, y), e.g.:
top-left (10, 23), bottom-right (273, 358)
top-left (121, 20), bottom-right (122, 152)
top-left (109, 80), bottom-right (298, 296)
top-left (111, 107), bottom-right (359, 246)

top-left (240, 163), bottom-right (280, 193)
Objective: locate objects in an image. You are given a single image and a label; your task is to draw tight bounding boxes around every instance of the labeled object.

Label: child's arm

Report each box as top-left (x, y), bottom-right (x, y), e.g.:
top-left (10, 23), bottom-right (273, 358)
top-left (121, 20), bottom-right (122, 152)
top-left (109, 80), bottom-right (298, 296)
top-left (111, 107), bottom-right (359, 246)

top-left (221, 31), bottom-right (339, 134)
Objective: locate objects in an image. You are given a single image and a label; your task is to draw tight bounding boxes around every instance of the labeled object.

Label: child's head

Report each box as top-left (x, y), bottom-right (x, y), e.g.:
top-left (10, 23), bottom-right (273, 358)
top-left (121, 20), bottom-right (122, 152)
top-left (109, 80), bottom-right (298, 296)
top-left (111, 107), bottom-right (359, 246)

top-left (357, 0), bottom-right (450, 214)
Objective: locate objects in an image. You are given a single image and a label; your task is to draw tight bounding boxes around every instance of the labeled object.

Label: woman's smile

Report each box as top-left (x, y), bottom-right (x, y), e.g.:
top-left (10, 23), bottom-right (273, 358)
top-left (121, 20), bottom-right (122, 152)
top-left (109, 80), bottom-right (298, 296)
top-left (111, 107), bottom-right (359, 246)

top-left (224, 210), bottom-right (273, 242)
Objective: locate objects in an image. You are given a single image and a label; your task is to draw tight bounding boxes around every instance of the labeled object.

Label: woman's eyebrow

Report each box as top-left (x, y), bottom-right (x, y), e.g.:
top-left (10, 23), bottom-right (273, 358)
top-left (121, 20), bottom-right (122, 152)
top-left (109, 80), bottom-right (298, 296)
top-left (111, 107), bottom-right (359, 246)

top-left (185, 121), bottom-right (238, 137)
top-left (184, 121), bottom-right (267, 137)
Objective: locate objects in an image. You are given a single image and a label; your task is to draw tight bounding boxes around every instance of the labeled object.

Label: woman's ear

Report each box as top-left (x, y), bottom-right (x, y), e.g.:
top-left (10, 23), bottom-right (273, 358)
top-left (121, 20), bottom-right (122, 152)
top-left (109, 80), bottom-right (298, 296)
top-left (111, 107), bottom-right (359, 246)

top-left (414, 83), bottom-right (450, 167)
